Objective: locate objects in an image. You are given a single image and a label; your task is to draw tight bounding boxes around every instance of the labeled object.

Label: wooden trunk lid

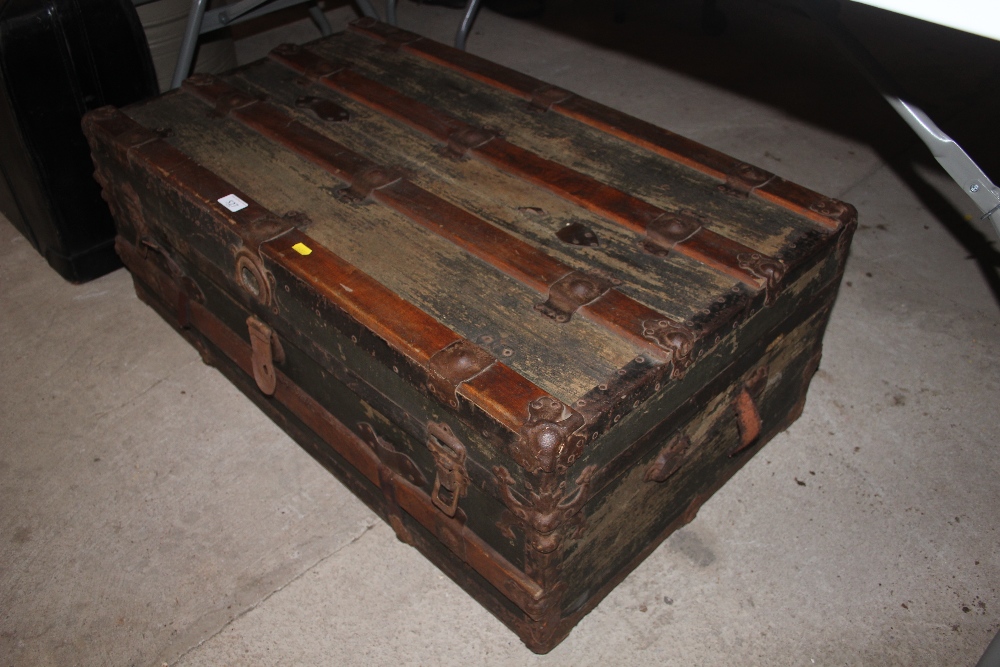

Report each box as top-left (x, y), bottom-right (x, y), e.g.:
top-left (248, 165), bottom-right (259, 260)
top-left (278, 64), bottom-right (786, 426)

top-left (83, 19), bottom-right (856, 477)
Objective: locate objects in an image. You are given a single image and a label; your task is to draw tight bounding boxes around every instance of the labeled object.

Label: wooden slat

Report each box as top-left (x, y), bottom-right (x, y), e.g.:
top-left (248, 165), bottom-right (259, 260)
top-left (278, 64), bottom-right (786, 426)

top-left (263, 229), bottom-right (464, 367)
top-left (267, 45), bottom-right (777, 290)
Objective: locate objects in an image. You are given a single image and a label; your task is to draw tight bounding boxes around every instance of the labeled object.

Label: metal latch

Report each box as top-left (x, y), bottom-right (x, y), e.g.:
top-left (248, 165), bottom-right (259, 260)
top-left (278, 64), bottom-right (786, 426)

top-left (247, 316), bottom-right (284, 395)
top-left (426, 421), bottom-right (470, 517)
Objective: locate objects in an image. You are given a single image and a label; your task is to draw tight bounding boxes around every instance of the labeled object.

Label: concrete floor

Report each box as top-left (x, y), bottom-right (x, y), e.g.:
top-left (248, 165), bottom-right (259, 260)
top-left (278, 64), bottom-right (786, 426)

top-left (2, 1), bottom-right (998, 664)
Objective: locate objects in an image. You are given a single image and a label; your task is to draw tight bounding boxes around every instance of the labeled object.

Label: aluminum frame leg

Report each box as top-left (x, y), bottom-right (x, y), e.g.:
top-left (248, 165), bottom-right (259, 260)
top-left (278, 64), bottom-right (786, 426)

top-left (355, 0), bottom-right (379, 18)
top-left (171, 0), bottom-right (209, 90)
top-left (802, 0), bottom-right (1000, 240)
top-left (455, 0), bottom-right (482, 50)
top-left (308, 1), bottom-right (333, 35)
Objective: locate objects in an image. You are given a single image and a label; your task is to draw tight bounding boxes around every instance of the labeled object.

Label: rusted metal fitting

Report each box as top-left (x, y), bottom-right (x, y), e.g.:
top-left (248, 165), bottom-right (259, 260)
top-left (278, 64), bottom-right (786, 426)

top-left (247, 316), bottom-right (284, 395)
top-left (641, 319), bottom-right (697, 379)
top-left (445, 126), bottom-right (497, 158)
top-left (644, 434), bottom-right (691, 483)
top-left (339, 166), bottom-right (403, 202)
top-left (529, 84), bottom-right (573, 112)
top-left (535, 270), bottom-right (615, 323)
top-left (640, 211), bottom-right (703, 257)
top-left (512, 396), bottom-right (587, 474)
top-left (719, 162), bottom-right (774, 198)
top-left (427, 421), bottom-right (470, 517)
top-left (736, 253), bottom-right (785, 306)
top-left (426, 340), bottom-right (495, 408)
top-left (295, 95), bottom-right (350, 122)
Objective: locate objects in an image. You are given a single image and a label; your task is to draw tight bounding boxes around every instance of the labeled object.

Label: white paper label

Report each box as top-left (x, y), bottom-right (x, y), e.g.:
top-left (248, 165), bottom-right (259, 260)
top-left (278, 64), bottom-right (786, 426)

top-left (218, 194), bottom-right (248, 212)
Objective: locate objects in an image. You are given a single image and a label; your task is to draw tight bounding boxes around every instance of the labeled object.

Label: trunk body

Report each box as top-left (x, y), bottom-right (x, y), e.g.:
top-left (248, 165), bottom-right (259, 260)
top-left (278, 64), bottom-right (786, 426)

top-left (83, 20), bottom-right (855, 652)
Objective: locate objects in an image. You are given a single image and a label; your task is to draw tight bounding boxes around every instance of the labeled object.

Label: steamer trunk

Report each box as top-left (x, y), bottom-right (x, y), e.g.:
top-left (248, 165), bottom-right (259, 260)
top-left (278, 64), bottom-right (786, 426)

top-left (83, 20), bottom-right (856, 653)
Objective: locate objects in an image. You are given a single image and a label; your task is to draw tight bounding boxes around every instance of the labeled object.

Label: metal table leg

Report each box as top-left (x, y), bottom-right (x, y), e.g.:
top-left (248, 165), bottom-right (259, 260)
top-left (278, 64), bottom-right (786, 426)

top-left (456, 0), bottom-right (482, 50)
top-left (170, 0), bottom-right (209, 90)
top-left (804, 0), bottom-right (1000, 240)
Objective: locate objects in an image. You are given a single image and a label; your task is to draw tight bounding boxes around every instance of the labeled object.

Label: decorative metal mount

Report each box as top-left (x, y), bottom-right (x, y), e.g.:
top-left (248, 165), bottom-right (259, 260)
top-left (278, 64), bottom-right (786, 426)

top-left (511, 397), bottom-right (588, 474)
top-left (641, 319), bottom-right (697, 379)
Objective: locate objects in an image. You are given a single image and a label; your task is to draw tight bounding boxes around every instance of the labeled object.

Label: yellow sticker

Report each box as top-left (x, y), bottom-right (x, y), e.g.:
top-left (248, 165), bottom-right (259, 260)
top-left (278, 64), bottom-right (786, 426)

top-left (292, 242), bottom-right (312, 256)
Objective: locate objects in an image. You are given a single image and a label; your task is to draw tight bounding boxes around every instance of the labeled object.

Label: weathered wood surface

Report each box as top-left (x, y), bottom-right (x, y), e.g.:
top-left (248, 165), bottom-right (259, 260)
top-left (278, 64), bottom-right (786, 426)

top-left (125, 90), bottom-right (642, 404)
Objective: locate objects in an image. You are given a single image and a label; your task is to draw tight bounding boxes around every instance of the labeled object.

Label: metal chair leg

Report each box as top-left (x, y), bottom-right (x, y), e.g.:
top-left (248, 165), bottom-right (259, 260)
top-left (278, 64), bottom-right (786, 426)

top-left (308, 0), bottom-right (333, 35)
top-left (455, 0), bottom-right (482, 50)
top-left (355, 0), bottom-right (379, 18)
top-left (386, 0), bottom-right (398, 25)
top-left (170, 0), bottom-right (209, 89)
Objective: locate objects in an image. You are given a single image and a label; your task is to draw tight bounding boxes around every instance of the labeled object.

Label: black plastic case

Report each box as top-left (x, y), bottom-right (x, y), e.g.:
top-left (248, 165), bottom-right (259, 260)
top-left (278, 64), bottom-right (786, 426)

top-left (0, 0), bottom-right (158, 281)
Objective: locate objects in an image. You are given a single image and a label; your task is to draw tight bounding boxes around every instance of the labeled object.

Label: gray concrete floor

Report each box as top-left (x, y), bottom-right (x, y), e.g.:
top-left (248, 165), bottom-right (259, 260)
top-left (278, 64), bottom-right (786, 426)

top-left (2, 1), bottom-right (999, 665)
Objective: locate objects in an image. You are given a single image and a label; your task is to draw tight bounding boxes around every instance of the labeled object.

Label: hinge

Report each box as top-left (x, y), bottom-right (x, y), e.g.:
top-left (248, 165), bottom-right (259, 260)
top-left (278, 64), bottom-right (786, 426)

top-left (426, 422), bottom-right (470, 517)
top-left (247, 316), bottom-right (285, 395)
top-left (534, 270), bottom-right (615, 323)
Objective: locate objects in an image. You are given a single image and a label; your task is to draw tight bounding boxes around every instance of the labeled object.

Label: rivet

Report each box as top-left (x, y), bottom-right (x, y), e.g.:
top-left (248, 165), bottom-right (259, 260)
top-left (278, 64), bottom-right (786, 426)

top-left (598, 384), bottom-right (608, 391)
top-left (633, 400), bottom-right (639, 408)
top-left (502, 348), bottom-right (514, 357)
top-left (351, 335), bottom-right (357, 343)
top-left (635, 356), bottom-right (645, 363)
top-left (577, 400), bottom-right (586, 406)
top-left (614, 415), bottom-right (621, 422)
top-left (654, 383), bottom-right (661, 391)
top-left (392, 366), bottom-right (398, 373)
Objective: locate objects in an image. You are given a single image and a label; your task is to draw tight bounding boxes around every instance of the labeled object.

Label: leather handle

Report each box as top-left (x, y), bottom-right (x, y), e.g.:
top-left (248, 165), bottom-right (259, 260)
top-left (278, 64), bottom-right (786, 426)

top-left (730, 366), bottom-right (768, 457)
